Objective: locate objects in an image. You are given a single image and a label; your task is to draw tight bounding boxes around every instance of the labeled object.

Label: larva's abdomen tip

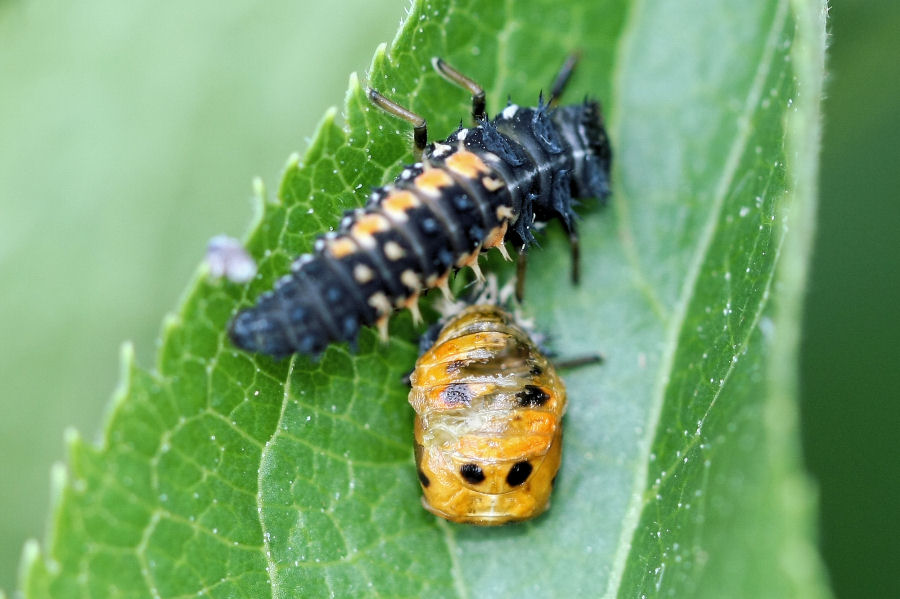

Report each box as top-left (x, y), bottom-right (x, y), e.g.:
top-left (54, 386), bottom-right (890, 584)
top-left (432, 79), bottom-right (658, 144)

top-left (228, 309), bottom-right (261, 353)
top-left (228, 308), bottom-right (294, 358)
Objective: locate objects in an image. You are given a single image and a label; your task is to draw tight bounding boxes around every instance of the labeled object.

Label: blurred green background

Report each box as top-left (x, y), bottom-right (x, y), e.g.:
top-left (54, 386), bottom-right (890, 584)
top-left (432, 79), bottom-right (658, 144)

top-left (799, 1), bottom-right (900, 597)
top-left (0, 0), bottom-right (400, 590)
top-left (0, 0), bottom-right (895, 597)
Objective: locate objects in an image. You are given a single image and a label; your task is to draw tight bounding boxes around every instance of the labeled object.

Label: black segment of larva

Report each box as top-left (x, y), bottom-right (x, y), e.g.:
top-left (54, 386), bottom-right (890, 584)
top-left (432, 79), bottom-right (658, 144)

top-left (410, 183), bottom-right (480, 257)
top-left (506, 461), bottom-right (533, 487)
top-left (228, 61), bottom-right (611, 358)
top-left (459, 463), bottom-right (486, 484)
top-left (384, 202), bottom-right (454, 279)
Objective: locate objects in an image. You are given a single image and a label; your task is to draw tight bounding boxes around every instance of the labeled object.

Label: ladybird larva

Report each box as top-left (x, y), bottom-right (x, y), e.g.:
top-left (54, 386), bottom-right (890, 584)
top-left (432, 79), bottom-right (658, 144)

top-left (228, 55), bottom-right (611, 358)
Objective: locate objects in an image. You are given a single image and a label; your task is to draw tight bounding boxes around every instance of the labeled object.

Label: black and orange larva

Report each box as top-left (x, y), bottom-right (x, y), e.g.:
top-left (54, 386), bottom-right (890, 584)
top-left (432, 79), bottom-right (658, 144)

top-left (228, 55), bottom-right (612, 357)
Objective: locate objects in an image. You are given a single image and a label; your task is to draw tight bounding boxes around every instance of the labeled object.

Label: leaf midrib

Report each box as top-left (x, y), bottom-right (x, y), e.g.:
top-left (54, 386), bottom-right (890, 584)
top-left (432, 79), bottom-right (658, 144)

top-left (259, 357), bottom-right (295, 599)
top-left (602, 0), bottom-right (791, 595)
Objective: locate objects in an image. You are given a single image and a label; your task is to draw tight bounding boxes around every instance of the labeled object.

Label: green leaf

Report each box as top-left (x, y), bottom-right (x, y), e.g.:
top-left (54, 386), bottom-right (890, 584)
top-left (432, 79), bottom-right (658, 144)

top-left (19, 0), bottom-right (830, 597)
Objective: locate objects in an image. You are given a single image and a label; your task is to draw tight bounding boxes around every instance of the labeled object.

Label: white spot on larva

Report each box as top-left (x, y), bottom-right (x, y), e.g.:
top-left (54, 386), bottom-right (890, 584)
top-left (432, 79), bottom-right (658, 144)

top-left (401, 269), bottom-right (421, 289)
top-left (353, 264), bottom-right (374, 284)
top-left (496, 205), bottom-right (514, 220)
top-left (290, 255), bottom-right (313, 273)
top-left (502, 104), bottom-right (519, 119)
top-left (432, 142), bottom-right (451, 157)
top-left (368, 292), bottom-right (392, 315)
top-left (383, 241), bottom-right (406, 260)
top-left (458, 129), bottom-right (469, 142)
top-left (481, 176), bottom-right (504, 192)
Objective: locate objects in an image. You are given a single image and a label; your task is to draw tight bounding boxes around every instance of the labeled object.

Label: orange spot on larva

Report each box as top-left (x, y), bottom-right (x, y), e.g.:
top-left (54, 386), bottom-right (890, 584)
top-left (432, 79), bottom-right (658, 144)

top-left (482, 221), bottom-right (508, 249)
top-left (414, 169), bottom-right (454, 195)
top-left (328, 237), bottom-right (357, 258)
top-left (351, 214), bottom-right (390, 248)
top-left (382, 190), bottom-right (420, 217)
top-left (496, 205), bottom-right (515, 220)
top-left (445, 150), bottom-right (489, 179)
top-left (481, 176), bottom-right (504, 192)
top-left (352, 213), bottom-right (390, 236)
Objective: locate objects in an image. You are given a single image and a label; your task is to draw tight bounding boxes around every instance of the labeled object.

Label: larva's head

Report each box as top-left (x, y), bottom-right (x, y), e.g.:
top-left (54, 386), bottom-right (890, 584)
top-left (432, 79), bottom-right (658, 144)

top-left (551, 100), bottom-right (612, 202)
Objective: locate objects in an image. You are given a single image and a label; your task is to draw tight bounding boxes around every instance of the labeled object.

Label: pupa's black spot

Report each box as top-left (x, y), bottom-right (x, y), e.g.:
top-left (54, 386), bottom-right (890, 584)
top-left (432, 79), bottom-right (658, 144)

top-left (441, 383), bottom-right (473, 406)
top-left (460, 463), bottom-right (485, 484)
top-left (414, 443), bottom-right (428, 488)
top-left (506, 461), bottom-right (533, 487)
top-left (516, 385), bottom-right (549, 407)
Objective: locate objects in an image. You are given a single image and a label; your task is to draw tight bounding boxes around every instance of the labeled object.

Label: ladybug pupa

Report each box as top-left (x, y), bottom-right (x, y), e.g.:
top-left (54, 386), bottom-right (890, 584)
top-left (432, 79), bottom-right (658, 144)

top-left (408, 299), bottom-right (568, 525)
top-left (228, 55), bottom-right (611, 358)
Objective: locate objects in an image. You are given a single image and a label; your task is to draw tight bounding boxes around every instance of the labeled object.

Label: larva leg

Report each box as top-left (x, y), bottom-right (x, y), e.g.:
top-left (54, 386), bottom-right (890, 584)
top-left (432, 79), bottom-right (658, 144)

top-left (548, 53), bottom-right (581, 107)
top-left (568, 228), bottom-right (581, 285)
top-left (515, 246), bottom-right (528, 303)
top-left (554, 354), bottom-right (604, 370)
top-left (367, 88), bottom-right (428, 159)
top-left (431, 57), bottom-right (486, 123)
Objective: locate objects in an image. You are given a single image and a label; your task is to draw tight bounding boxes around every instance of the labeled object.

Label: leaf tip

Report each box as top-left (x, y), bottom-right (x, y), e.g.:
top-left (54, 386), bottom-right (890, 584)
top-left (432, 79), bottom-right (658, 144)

top-left (248, 176), bottom-right (268, 230)
top-left (160, 312), bottom-right (181, 340)
top-left (373, 40), bottom-right (389, 60)
top-left (109, 342), bottom-right (136, 408)
top-left (252, 175), bottom-right (266, 197)
top-left (118, 340), bottom-right (135, 373)
top-left (322, 105), bottom-right (339, 124)
top-left (346, 71), bottom-right (363, 105)
top-left (61, 429), bottom-right (86, 469)
top-left (368, 41), bottom-right (390, 79)
top-left (283, 151), bottom-right (302, 172)
top-left (17, 539), bottom-right (41, 589)
top-left (48, 460), bottom-right (70, 501)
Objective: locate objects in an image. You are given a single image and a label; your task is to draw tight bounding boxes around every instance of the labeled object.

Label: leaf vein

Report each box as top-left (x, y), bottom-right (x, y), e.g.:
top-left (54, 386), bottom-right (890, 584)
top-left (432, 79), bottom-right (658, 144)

top-left (603, 0), bottom-right (790, 595)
